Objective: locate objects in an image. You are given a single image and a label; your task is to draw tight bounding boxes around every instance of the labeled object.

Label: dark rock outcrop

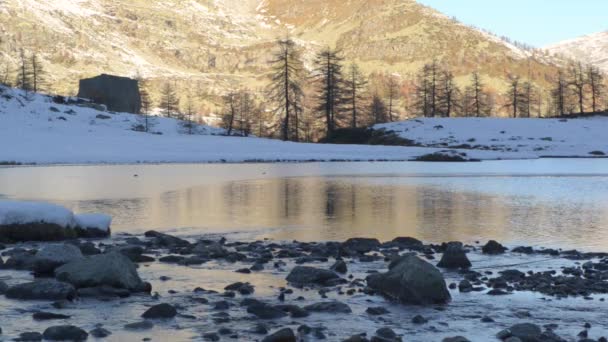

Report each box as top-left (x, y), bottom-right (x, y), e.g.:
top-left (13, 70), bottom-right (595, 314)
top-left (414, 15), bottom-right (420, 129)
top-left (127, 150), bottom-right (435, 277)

top-left (77, 74), bottom-right (141, 114)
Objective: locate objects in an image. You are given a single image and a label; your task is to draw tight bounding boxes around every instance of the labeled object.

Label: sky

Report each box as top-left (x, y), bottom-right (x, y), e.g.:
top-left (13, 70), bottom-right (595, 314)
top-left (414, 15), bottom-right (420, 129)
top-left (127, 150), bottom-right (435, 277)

top-left (417, 0), bottom-right (608, 47)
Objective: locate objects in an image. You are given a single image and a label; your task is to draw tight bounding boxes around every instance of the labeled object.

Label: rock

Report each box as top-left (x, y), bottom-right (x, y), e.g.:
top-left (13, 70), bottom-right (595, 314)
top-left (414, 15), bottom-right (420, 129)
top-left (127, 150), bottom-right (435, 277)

top-left (366, 307), bottom-right (390, 315)
top-left (304, 301), bottom-right (352, 313)
top-left (331, 260), bottom-right (348, 274)
top-left (0, 280), bottom-right (8, 294)
top-left (6, 280), bottom-right (76, 300)
top-left (507, 323), bottom-right (542, 342)
top-left (77, 285), bottom-right (131, 298)
top-left (342, 238), bottom-right (381, 254)
top-left (458, 280), bottom-right (473, 293)
top-left (482, 240), bottom-right (507, 254)
top-left (15, 332), bottom-right (43, 341)
top-left (33, 312), bottom-right (71, 320)
top-left (55, 252), bottom-right (148, 292)
top-left (42, 325), bottom-right (88, 341)
top-left (124, 321), bottom-right (154, 330)
top-left (262, 328), bottom-right (296, 342)
top-left (247, 302), bottom-right (288, 319)
top-left (89, 327), bottom-right (111, 338)
top-left (145, 230), bottom-right (190, 247)
top-left (286, 266), bottom-right (341, 286)
top-left (0, 222), bottom-right (78, 243)
top-left (437, 242), bottom-right (472, 269)
top-left (443, 337), bottom-right (471, 342)
top-left (366, 254), bottom-right (451, 305)
top-left (203, 332), bottom-right (220, 341)
top-left (391, 237), bottom-right (424, 249)
top-left (251, 323), bottom-right (269, 334)
top-left (343, 334), bottom-right (369, 342)
top-left (412, 315), bottom-right (428, 324)
top-left (142, 303), bottom-right (177, 319)
top-left (192, 241), bottom-right (229, 258)
top-left (374, 327), bottom-right (401, 341)
top-left (224, 282), bottom-right (255, 295)
top-left (34, 244), bottom-right (83, 275)
top-left (78, 74), bottom-right (142, 114)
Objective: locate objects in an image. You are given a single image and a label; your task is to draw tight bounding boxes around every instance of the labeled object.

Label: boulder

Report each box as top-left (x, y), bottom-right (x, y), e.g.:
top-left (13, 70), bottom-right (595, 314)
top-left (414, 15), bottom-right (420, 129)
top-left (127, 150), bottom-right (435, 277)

top-left (34, 244), bottom-right (83, 275)
top-left (366, 254), bottom-right (451, 305)
top-left (77, 74), bottom-right (141, 114)
top-left (391, 237), bottom-right (424, 249)
top-left (145, 230), bottom-right (190, 247)
top-left (286, 266), bottom-right (341, 286)
top-left (89, 327), bottom-right (112, 338)
top-left (33, 312), bottom-right (71, 320)
top-left (374, 327), bottom-right (401, 341)
top-left (247, 302), bottom-right (288, 319)
top-left (0, 280), bottom-right (7, 294)
top-left (506, 323), bottom-right (542, 342)
top-left (342, 238), bottom-right (381, 254)
top-left (0, 223), bottom-right (77, 243)
top-left (42, 325), bottom-right (88, 341)
top-left (304, 301), bottom-right (352, 313)
top-left (482, 240), bottom-right (508, 255)
top-left (16, 332), bottom-right (43, 341)
top-left (6, 280), bottom-right (76, 300)
top-left (142, 303), bottom-right (177, 319)
top-left (55, 252), bottom-right (148, 292)
top-left (330, 260), bottom-right (348, 274)
top-left (262, 328), bottom-right (296, 342)
top-left (437, 242), bottom-right (472, 269)
top-left (192, 241), bottom-right (229, 258)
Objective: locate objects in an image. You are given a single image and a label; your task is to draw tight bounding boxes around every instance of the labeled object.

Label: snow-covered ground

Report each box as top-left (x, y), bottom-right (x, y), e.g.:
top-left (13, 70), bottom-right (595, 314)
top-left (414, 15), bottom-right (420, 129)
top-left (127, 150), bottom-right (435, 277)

top-left (376, 117), bottom-right (608, 158)
top-left (0, 86), bottom-right (532, 165)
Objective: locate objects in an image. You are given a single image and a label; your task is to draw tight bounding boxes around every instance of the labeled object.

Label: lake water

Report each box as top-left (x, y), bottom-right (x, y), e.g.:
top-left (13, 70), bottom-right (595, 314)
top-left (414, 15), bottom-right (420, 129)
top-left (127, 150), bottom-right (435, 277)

top-left (1, 159), bottom-right (608, 250)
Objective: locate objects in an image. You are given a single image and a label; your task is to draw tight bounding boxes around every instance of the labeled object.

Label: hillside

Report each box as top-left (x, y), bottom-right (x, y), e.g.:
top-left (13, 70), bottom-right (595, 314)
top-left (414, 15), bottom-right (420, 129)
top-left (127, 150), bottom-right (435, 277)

top-left (0, 0), bottom-right (560, 114)
top-left (544, 31), bottom-right (608, 73)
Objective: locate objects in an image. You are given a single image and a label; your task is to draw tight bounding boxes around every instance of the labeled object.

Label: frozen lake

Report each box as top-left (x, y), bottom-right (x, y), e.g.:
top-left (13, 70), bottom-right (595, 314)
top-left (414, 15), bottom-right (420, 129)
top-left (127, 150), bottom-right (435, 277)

top-left (1, 158), bottom-right (608, 250)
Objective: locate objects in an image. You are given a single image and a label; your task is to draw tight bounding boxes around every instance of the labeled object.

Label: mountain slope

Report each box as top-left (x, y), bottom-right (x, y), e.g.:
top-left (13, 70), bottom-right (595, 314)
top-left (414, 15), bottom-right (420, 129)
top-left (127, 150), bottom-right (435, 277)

top-left (544, 31), bottom-right (608, 73)
top-left (0, 0), bottom-right (559, 113)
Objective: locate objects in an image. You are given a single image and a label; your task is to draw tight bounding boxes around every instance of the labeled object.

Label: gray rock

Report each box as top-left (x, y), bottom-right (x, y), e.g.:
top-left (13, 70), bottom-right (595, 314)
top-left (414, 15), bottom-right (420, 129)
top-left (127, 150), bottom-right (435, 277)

top-left (33, 312), bottom-right (71, 320)
top-left (304, 301), bottom-right (352, 313)
top-left (247, 302), bottom-right (287, 319)
top-left (262, 328), bottom-right (296, 342)
top-left (0, 223), bottom-right (78, 243)
top-left (6, 280), bottom-right (76, 300)
top-left (141, 303), bottom-right (177, 319)
top-left (78, 74), bottom-right (141, 114)
top-left (42, 325), bottom-right (88, 341)
top-left (331, 260), bottom-right (348, 274)
top-left (443, 337), bottom-right (471, 342)
top-left (145, 230), bottom-right (190, 247)
top-left (192, 241), bottom-right (229, 258)
top-left (482, 240), bottom-right (507, 254)
top-left (34, 244), bottom-right (83, 275)
top-left (124, 321), bottom-right (154, 330)
top-left (0, 280), bottom-right (8, 294)
top-left (508, 323), bottom-right (542, 342)
top-left (366, 254), bottom-right (451, 305)
top-left (342, 238), bottom-right (381, 254)
top-left (55, 252), bottom-right (147, 292)
top-left (286, 266), bottom-right (340, 286)
top-left (366, 307), bottom-right (389, 315)
top-left (89, 327), bottom-right (112, 338)
top-left (437, 242), bottom-right (472, 269)
top-left (412, 315), bottom-right (428, 324)
top-left (15, 332), bottom-right (43, 341)
top-left (374, 327), bottom-right (401, 341)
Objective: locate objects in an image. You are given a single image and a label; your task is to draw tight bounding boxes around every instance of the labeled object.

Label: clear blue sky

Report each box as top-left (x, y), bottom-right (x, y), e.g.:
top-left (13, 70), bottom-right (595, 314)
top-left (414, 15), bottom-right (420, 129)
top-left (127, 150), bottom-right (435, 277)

top-left (417, 0), bottom-right (608, 47)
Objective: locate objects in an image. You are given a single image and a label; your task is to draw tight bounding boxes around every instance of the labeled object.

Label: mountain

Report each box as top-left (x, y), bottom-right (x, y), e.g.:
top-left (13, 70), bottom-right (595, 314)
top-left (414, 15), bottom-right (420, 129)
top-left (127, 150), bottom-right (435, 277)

top-left (544, 31), bottom-right (608, 72)
top-left (0, 0), bottom-right (560, 114)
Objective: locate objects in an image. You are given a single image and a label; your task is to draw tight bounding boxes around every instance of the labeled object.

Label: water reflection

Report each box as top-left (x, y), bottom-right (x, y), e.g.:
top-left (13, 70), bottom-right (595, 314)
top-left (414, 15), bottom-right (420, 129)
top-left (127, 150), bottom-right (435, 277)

top-left (1, 160), bottom-right (608, 250)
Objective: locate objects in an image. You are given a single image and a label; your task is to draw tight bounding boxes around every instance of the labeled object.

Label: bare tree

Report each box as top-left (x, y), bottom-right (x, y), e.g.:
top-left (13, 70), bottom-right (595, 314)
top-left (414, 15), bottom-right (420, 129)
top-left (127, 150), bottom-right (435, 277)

top-left (314, 47), bottom-right (345, 135)
top-left (222, 89), bottom-right (238, 136)
top-left (15, 49), bottom-right (33, 92)
top-left (587, 64), bottom-right (604, 113)
top-left (412, 65), bottom-right (431, 117)
top-left (437, 70), bottom-right (460, 117)
top-left (31, 52), bottom-right (44, 93)
top-left (343, 63), bottom-right (368, 128)
top-left (551, 69), bottom-right (568, 116)
top-left (465, 71), bottom-right (490, 117)
top-left (568, 62), bottom-right (586, 114)
top-left (183, 91), bottom-right (196, 135)
top-left (160, 81), bottom-right (179, 118)
top-left (135, 75), bottom-right (155, 132)
top-left (504, 74), bottom-right (524, 118)
top-left (267, 38), bottom-right (304, 141)
top-left (370, 94), bottom-right (388, 124)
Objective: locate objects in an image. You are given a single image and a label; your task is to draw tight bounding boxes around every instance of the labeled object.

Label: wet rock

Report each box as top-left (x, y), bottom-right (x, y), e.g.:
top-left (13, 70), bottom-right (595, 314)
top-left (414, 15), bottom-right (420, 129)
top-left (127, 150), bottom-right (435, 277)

top-left (0, 222), bottom-right (78, 243)
top-left (343, 334), bottom-right (369, 342)
top-left (443, 337), bottom-right (471, 342)
top-left (33, 311), bottom-right (71, 320)
top-left (373, 327), bottom-right (401, 341)
top-left (213, 300), bottom-right (230, 310)
top-left (0, 280), bottom-right (8, 294)
top-left (203, 332), bottom-right (220, 341)
top-left (42, 325), bottom-right (88, 341)
top-left (366, 307), bottom-right (389, 315)
top-left (412, 315), bottom-right (428, 324)
top-left (192, 241), bottom-right (229, 258)
top-left (55, 252), bottom-right (148, 292)
top-left (142, 303), bottom-right (177, 319)
top-left (391, 237), bottom-right (424, 250)
top-left (251, 323), bottom-right (269, 334)
top-left (487, 289), bottom-right (511, 296)
top-left (78, 241), bottom-right (100, 255)
top-left (247, 302), bottom-right (288, 319)
top-left (458, 280), bottom-right (473, 293)
top-left (342, 238), bottom-right (381, 254)
top-left (124, 321), bottom-right (154, 330)
top-left (512, 246), bottom-right (534, 254)
top-left (304, 300), bottom-right (352, 313)
top-left (144, 230), bottom-right (190, 247)
top-left (286, 266), bottom-right (341, 286)
top-left (437, 242), bottom-right (472, 269)
top-left (481, 316), bottom-right (495, 323)
top-left (262, 328), bottom-right (296, 342)
top-left (6, 280), bottom-right (76, 300)
top-left (77, 285), bottom-right (131, 298)
top-left (366, 254), bottom-right (451, 305)
top-left (90, 327), bottom-right (112, 338)
top-left (499, 323), bottom-right (542, 342)
top-left (15, 332), bottom-right (43, 341)
top-left (331, 260), bottom-right (348, 274)
top-left (236, 268), bottom-right (251, 274)
top-left (33, 243), bottom-right (83, 275)
top-left (482, 240), bottom-right (507, 254)
top-left (224, 282), bottom-right (254, 295)
top-left (159, 255), bottom-right (186, 263)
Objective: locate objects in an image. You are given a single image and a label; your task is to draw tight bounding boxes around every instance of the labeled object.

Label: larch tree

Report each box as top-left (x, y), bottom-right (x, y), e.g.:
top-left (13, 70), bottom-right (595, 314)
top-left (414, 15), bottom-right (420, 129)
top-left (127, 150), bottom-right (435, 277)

top-left (437, 70), bottom-right (460, 117)
top-left (267, 38), bottom-right (304, 141)
top-left (370, 94), bottom-right (388, 124)
top-left (386, 74), bottom-right (401, 121)
top-left (15, 49), bottom-right (33, 92)
top-left (160, 81), bottom-right (179, 118)
top-left (587, 64), bottom-right (604, 113)
top-left (568, 62), bottom-right (586, 114)
top-left (31, 52), bottom-right (44, 93)
top-left (314, 47), bottom-right (345, 136)
top-left (343, 63), bottom-right (368, 128)
top-left (551, 69), bottom-right (568, 116)
top-left (135, 75), bottom-right (155, 132)
top-left (504, 74), bottom-right (523, 118)
top-left (465, 71), bottom-right (489, 117)
top-left (222, 89), bottom-right (238, 136)
top-left (183, 90), bottom-right (196, 135)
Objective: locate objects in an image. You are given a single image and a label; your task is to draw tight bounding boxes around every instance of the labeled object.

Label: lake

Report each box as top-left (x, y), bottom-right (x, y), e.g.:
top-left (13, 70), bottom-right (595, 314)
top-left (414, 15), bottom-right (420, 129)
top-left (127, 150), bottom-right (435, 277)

top-left (1, 159), bottom-right (607, 251)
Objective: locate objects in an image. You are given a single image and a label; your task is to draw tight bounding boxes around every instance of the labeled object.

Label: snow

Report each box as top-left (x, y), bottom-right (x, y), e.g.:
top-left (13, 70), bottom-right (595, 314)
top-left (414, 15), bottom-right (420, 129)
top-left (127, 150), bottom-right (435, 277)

top-left (74, 213), bottom-right (112, 232)
top-left (0, 85), bottom-right (533, 165)
top-left (0, 200), bottom-right (74, 227)
top-left (0, 200), bottom-right (112, 232)
top-left (376, 117), bottom-right (608, 158)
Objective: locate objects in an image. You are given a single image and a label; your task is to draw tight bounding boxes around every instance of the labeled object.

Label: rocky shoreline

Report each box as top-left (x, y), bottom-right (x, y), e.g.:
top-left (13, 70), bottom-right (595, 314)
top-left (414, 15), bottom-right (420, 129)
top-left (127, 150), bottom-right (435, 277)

top-left (0, 232), bottom-right (607, 341)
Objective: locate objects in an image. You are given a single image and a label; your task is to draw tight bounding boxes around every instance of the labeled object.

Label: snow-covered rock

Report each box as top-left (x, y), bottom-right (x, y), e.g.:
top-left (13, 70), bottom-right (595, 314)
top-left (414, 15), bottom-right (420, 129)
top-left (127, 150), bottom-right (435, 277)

top-left (0, 200), bottom-right (111, 242)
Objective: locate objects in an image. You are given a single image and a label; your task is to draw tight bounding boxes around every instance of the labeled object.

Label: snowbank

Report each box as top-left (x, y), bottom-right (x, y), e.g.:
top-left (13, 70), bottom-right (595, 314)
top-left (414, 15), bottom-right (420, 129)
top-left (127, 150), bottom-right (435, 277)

top-left (0, 200), bottom-right (111, 241)
top-left (376, 117), bottom-right (608, 158)
top-left (0, 85), bottom-right (530, 164)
